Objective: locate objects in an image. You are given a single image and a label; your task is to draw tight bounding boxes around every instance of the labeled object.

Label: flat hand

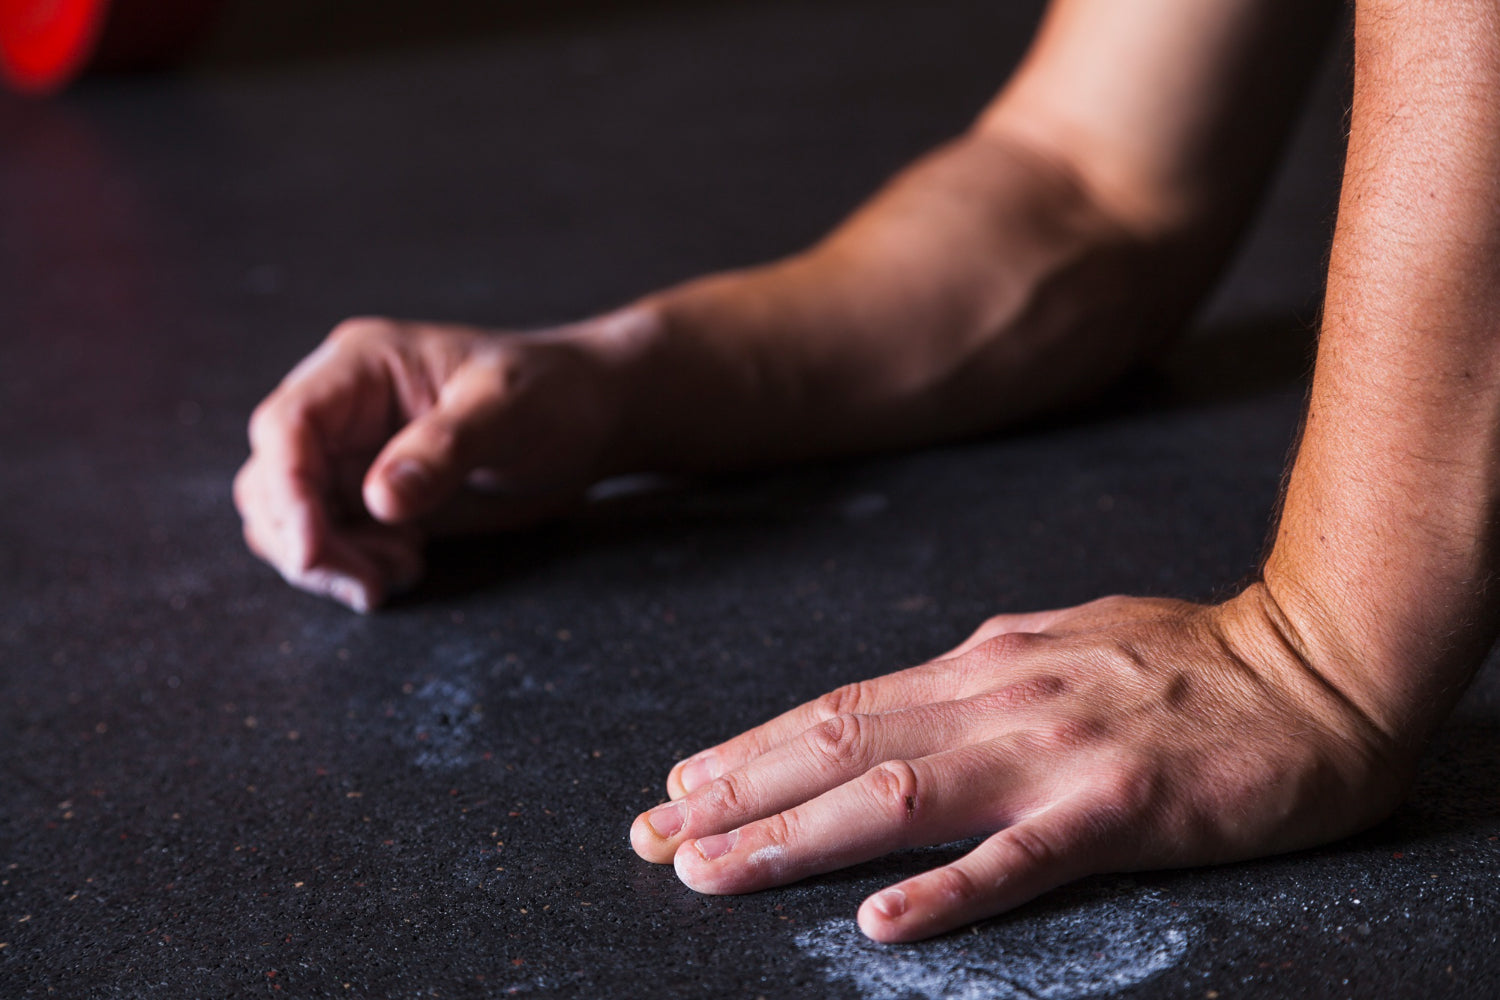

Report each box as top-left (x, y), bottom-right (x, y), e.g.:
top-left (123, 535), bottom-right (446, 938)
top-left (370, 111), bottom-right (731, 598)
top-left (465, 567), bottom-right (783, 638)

top-left (234, 313), bottom-right (639, 611)
top-left (631, 590), bottom-right (1403, 941)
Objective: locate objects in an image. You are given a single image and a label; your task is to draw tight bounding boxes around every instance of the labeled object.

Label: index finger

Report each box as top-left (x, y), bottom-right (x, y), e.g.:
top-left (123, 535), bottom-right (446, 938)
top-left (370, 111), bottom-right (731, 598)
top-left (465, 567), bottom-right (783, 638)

top-left (666, 660), bottom-right (966, 800)
top-left (666, 625), bottom-right (1072, 800)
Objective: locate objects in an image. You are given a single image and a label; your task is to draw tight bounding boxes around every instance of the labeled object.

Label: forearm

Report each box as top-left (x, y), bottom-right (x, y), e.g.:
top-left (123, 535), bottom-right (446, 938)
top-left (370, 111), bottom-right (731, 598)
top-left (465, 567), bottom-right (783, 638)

top-left (602, 0), bottom-right (1339, 474)
top-left (612, 132), bottom-right (1164, 472)
top-left (1263, 0), bottom-right (1500, 744)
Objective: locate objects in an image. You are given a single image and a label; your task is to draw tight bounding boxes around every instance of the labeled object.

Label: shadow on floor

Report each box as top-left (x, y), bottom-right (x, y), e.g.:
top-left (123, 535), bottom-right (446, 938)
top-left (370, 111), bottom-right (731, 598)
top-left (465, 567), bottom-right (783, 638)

top-left (1091, 312), bottom-right (1319, 417)
top-left (402, 311), bottom-right (1320, 607)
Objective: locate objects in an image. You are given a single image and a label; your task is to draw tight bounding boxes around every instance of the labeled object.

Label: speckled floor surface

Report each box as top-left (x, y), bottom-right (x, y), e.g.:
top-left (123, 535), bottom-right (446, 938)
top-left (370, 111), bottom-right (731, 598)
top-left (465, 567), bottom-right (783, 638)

top-left (3, 2), bottom-right (1498, 998)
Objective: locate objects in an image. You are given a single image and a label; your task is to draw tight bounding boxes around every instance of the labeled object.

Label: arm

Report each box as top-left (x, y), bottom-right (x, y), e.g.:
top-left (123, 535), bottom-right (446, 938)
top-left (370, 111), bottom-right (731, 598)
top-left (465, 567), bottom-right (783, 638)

top-left (1263, 0), bottom-right (1500, 746)
top-left (235, 0), bottom-right (1336, 610)
top-left (628, 0), bottom-right (1500, 941)
top-left (613, 0), bottom-right (1340, 470)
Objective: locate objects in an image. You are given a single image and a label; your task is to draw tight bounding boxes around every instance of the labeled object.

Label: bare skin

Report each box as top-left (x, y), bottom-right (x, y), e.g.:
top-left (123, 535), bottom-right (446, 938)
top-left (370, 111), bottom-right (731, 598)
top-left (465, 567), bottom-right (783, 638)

top-left (235, 0), bottom-right (1500, 942)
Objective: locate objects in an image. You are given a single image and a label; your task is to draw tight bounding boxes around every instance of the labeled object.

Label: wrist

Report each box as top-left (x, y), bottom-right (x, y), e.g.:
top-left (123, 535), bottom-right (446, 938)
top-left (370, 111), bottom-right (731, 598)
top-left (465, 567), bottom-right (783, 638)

top-left (1217, 577), bottom-right (1430, 762)
top-left (1210, 583), bottom-right (1413, 785)
top-left (1261, 538), bottom-right (1498, 747)
top-left (559, 302), bottom-right (675, 478)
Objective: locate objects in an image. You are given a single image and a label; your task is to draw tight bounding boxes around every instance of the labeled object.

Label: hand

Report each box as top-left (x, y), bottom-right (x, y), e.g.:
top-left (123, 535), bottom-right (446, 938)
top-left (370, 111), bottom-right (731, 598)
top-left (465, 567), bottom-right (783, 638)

top-left (630, 589), bottom-right (1405, 941)
top-left (233, 311), bottom-right (650, 611)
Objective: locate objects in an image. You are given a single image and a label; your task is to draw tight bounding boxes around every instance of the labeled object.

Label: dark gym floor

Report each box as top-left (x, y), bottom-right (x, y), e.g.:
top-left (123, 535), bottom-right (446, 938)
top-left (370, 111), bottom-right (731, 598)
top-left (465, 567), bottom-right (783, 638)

top-left (3, 2), bottom-right (1498, 997)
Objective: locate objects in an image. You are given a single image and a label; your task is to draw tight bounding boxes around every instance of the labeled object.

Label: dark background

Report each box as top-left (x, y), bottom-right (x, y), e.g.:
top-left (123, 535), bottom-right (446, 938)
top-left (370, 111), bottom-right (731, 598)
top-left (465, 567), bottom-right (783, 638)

top-left (3, 2), bottom-right (1497, 997)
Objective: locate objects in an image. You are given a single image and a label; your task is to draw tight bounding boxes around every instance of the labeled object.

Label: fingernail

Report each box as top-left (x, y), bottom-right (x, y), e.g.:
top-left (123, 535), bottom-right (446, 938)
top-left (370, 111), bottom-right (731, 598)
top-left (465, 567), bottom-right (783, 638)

top-left (645, 802), bottom-right (686, 839)
top-left (693, 829), bottom-right (739, 862)
top-left (870, 888), bottom-right (908, 919)
top-left (679, 755), bottom-right (719, 793)
top-left (386, 459), bottom-right (431, 498)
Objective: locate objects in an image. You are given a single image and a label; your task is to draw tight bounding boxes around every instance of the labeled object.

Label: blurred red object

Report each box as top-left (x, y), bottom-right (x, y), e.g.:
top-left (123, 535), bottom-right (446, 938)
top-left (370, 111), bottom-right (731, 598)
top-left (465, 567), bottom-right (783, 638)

top-left (0, 0), bottom-right (221, 95)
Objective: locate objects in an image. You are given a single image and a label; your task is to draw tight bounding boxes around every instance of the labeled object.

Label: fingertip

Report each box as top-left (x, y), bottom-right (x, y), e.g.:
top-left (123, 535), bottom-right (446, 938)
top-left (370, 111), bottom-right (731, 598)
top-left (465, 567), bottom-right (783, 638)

top-left (857, 887), bottom-right (917, 942)
top-left (629, 815), bottom-right (654, 860)
top-left (327, 573), bottom-right (379, 614)
top-left (676, 754), bottom-right (719, 795)
top-left (665, 763), bottom-right (688, 800)
top-left (630, 803), bottom-right (685, 864)
top-left (364, 458), bottom-right (432, 523)
top-left (664, 752), bottom-right (716, 800)
top-left (671, 839), bottom-right (714, 893)
top-left (672, 827), bottom-right (752, 895)
top-left (342, 581), bottom-right (377, 614)
top-left (672, 842), bottom-right (707, 891)
top-left (290, 567), bottom-right (380, 614)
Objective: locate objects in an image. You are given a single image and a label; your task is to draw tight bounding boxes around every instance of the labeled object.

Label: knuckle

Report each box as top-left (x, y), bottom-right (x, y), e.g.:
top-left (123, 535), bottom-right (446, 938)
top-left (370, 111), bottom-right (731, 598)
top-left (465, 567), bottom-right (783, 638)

top-left (1030, 717), bottom-right (1103, 753)
top-left (961, 616), bottom-right (1006, 647)
top-left (701, 771), bottom-right (751, 817)
top-left (1088, 594), bottom-right (1132, 614)
top-left (1001, 822), bottom-right (1063, 874)
top-left (813, 681), bottom-right (872, 721)
top-left (862, 759), bottom-right (921, 824)
top-left (803, 713), bottom-right (868, 771)
top-left (974, 674), bottom-right (1068, 712)
top-left (758, 809), bottom-right (798, 847)
top-left (975, 630), bottom-right (1038, 664)
top-left (926, 864), bottom-right (984, 907)
top-left (979, 613), bottom-right (1010, 633)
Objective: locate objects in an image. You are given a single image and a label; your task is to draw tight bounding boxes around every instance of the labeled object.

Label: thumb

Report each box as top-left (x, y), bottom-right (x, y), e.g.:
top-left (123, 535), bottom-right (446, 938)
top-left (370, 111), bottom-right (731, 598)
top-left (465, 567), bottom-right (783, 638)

top-left (362, 358), bottom-right (512, 523)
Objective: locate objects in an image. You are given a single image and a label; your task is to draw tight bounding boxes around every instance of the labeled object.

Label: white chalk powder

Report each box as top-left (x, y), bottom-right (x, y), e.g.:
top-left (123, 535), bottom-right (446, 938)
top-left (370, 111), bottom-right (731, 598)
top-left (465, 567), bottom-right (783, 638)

top-left (404, 677), bottom-right (484, 770)
top-left (793, 890), bottom-right (1193, 1000)
top-left (747, 845), bottom-right (789, 868)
